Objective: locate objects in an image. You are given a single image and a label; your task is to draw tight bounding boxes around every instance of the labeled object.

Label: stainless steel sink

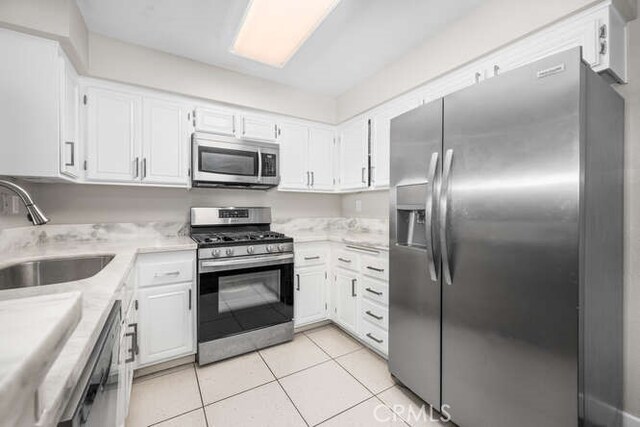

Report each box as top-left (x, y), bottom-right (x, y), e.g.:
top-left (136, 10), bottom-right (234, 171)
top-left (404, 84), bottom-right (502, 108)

top-left (0, 255), bottom-right (115, 290)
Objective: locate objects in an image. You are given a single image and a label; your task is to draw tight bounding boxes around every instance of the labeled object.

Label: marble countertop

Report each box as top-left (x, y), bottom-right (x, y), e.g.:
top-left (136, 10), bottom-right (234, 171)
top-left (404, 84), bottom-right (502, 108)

top-left (0, 224), bottom-right (196, 427)
top-left (0, 292), bottom-right (82, 427)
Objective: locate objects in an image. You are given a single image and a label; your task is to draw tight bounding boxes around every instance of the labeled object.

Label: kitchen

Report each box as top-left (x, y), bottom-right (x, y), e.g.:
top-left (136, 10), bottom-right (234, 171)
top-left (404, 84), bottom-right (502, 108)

top-left (0, 0), bottom-right (638, 426)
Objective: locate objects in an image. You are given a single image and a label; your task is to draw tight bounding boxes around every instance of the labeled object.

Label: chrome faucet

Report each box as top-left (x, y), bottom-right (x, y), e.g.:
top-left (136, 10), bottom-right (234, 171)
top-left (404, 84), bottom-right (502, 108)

top-left (0, 179), bottom-right (49, 225)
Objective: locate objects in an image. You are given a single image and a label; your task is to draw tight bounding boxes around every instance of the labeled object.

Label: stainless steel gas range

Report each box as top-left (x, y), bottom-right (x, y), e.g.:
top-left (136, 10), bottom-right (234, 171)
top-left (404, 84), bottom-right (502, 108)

top-left (190, 207), bottom-right (294, 365)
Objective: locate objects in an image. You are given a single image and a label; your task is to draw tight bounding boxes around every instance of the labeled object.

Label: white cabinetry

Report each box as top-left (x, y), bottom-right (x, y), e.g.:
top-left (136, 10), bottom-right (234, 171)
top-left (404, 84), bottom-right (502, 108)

top-left (85, 85), bottom-right (191, 186)
top-left (142, 98), bottom-right (191, 185)
top-left (338, 119), bottom-right (369, 191)
top-left (334, 269), bottom-right (359, 333)
top-left (279, 123), bottom-right (335, 192)
top-left (240, 113), bottom-right (279, 142)
top-left (136, 251), bottom-right (196, 367)
top-left (194, 106), bottom-right (236, 136)
top-left (85, 87), bottom-right (142, 182)
top-left (0, 28), bottom-right (79, 180)
top-left (294, 243), bottom-right (329, 327)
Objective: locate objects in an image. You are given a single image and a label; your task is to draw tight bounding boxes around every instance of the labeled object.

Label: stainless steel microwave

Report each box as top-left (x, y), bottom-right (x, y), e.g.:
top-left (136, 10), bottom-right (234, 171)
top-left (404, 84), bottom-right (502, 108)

top-left (192, 133), bottom-right (280, 189)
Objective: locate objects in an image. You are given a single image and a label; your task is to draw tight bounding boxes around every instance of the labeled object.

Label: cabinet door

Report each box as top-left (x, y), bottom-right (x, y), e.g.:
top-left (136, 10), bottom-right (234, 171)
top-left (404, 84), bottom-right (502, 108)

top-left (137, 282), bottom-right (194, 366)
top-left (240, 114), bottom-right (278, 142)
top-left (339, 119), bottom-right (369, 191)
top-left (60, 55), bottom-right (80, 179)
top-left (294, 267), bottom-right (326, 327)
top-left (370, 96), bottom-right (420, 189)
top-left (194, 107), bottom-right (236, 136)
top-left (278, 123), bottom-right (309, 190)
top-left (308, 127), bottom-right (335, 191)
top-left (86, 87), bottom-right (142, 182)
top-left (142, 98), bottom-right (191, 185)
top-left (335, 270), bottom-right (358, 333)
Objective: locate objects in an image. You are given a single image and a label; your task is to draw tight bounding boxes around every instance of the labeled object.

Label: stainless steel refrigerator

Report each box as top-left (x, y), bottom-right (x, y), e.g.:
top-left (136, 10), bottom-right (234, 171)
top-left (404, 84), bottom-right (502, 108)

top-left (389, 47), bottom-right (623, 427)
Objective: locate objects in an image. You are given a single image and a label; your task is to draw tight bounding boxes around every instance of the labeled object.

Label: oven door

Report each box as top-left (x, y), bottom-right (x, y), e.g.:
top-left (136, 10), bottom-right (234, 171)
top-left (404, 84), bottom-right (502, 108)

top-left (198, 254), bottom-right (294, 343)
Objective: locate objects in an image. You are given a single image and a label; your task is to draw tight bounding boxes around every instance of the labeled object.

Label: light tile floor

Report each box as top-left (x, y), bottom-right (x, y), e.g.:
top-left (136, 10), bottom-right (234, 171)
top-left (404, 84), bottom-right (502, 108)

top-left (126, 325), bottom-right (452, 427)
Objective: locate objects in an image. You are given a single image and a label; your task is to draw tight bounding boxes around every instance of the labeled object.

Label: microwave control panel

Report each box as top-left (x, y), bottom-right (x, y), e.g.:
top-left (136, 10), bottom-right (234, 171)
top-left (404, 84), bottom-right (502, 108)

top-left (261, 153), bottom-right (277, 177)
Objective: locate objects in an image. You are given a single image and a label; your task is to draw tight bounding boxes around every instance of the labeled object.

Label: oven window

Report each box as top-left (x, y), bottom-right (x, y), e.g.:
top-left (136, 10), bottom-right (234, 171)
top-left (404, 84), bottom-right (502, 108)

top-left (199, 147), bottom-right (257, 176)
top-left (199, 263), bottom-right (294, 342)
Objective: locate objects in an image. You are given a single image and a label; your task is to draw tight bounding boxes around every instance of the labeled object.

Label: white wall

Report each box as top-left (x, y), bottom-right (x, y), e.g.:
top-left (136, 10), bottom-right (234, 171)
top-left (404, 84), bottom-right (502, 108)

top-left (0, 184), bottom-right (342, 227)
top-left (615, 16), bottom-right (640, 419)
top-left (341, 191), bottom-right (388, 219)
top-left (336, 0), bottom-right (601, 121)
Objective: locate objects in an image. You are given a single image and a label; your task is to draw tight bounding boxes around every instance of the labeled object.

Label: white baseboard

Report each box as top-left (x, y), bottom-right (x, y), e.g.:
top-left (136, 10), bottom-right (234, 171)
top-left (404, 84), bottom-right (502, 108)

top-left (623, 411), bottom-right (640, 427)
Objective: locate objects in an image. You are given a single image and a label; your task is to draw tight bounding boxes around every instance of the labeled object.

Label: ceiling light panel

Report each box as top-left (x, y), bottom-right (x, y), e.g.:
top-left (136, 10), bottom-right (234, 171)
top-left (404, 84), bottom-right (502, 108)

top-left (231, 0), bottom-right (341, 67)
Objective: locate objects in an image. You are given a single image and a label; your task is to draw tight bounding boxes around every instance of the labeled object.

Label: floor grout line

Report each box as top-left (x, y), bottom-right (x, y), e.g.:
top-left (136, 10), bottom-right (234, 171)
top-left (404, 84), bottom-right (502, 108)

top-left (146, 407), bottom-right (206, 427)
top-left (311, 395), bottom-right (373, 426)
top-left (192, 364), bottom-right (209, 427)
top-left (373, 394), bottom-right (411, 427)
top-left (256, 351), bottom-right (310, 427)
top-left (202, 378), bottom-right (279, 408)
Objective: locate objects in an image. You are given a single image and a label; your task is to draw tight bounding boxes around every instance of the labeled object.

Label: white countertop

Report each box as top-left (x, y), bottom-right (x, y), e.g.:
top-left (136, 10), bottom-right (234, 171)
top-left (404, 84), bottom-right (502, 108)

top-left (0, 292), bottom-right (82, 427)
top-left (0, 235), bottom-right (196, 427)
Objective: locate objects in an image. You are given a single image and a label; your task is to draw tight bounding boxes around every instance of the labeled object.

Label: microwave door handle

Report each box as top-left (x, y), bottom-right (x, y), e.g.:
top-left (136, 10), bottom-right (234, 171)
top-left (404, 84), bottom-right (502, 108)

top-left (257, 148), bottom-right (263, 181)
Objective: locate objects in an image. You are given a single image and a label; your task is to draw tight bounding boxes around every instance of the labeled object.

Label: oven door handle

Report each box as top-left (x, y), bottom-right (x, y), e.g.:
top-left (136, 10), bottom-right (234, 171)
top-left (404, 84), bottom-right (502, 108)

top-left (199, 253), bottom-right (293, 273)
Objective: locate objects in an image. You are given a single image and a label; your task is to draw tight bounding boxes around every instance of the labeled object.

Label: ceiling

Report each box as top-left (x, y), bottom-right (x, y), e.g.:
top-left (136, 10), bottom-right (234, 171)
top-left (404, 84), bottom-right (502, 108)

top-left (76, 0), bottom-right (483, 96)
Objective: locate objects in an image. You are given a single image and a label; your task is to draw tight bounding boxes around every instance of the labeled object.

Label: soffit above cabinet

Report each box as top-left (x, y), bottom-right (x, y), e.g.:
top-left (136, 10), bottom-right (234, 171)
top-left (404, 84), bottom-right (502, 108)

top-left (75, 0), bottom-right (484, 96)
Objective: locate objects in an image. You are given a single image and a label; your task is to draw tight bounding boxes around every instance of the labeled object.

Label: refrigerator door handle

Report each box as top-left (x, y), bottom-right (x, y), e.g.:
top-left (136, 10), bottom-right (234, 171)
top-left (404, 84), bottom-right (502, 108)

top-left (440, 149), bottom-right (454, 285)
top-left (426, 152), bottom-right (439, 281)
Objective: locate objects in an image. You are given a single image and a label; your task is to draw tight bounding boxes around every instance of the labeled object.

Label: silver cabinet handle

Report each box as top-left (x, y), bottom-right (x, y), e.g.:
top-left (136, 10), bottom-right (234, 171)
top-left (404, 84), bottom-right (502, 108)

top-left (440, 149), bottom-right (454, 285)
top-left (361, 167), bottom-right (366, 184)
top-left (125, 322), bottom-right (138, 363)
top-left (493, 64), bottom-right (500, 76)
top-left (426, 152), bottom-right (440, 281)
top-left (338, 257), bottom-right (351, 264)
top-left (65, 141), bottom-right (75, 167)
top-left (370, 166), bottom-right (375, 184)
top-left (188, 289), bottom-right (192, 310)
top-left (346, 245), bottom-right (379, 254)
top-left (311, 171), bottom-right (315, 187)
top-left (154, 271), bottom-right (180, 277)
top-left (351, 278), bottom-right (357, 297)
top-left (475, 72), bottom-right (482, 83)
top-left (306, 171), bottom-right (310, 187)
top-left (232, 115), bottom-right (236, 135)
top-left (134, 157), bottom-right (140, 178)
top-left (365, 287), bottom-right (382, 296)
top-left (142, 158), bottom-right (147, 179)
top-left (274, 124), bottom-right (278, 140)
top-left (366, 266), bottom-right (384, 273)
top-left (304, 256), bottom-right (320, 260)
top-left (296, 273), bottom-right (300, 291)
top-left (366, 333), bottom-right (383, 344)
top-left (366, 310), bottom-right (383, 320)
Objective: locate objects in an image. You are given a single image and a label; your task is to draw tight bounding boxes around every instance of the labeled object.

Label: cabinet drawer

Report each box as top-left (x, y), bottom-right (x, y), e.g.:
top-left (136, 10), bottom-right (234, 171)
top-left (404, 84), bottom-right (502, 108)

top-left (360, 321), bottom-right (388, 355)
top-left (361, 255), bottom-right (389, 281)
top-left (296, 248), bottom-right (327, 267)
top-left (361, 299), bottom-right (388, 331)
top-left (334, 250), bottom-right (359, 271)
top-left (137, 251), bottom-right (194, 287)
top-left (361, 279), bottom-right (388, 307)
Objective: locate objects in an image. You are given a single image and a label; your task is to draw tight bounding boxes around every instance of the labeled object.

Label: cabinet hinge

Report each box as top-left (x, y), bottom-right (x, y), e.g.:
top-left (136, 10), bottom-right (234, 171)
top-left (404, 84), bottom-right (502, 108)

top-left (83, 95), bottom-right (87, 105)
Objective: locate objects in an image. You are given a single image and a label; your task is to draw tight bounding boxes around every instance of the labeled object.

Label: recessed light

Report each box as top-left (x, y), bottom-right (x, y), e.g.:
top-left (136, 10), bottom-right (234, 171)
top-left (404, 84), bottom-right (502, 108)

top-left (231, 0), bottom-right (341, 68)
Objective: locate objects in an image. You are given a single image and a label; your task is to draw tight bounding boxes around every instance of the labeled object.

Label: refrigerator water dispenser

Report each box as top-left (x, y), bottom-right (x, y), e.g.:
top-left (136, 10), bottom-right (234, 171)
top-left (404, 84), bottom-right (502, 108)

top-left (395, 182), bottom-right (429, 250)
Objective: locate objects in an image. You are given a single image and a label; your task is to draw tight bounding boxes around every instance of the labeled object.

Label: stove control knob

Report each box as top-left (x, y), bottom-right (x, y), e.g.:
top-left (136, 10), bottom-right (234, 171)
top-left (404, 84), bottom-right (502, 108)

top-left (247, 246), bottom-right (255, 254)
top-left (278, 244), bottom-right (285, 252)
top-left (266, 245), bottom-right (273, 253)
top-left (212, 249), bottom-right (221, 258)
top-left (226, 248), bottom-right (234, 256)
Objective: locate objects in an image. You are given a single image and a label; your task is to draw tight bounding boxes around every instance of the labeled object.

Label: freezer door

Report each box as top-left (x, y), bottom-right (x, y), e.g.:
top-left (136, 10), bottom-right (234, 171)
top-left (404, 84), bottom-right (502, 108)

top-left (389, 99), bottom-right (442, 409)
top-left (441, 49), bottom-right (582, 427)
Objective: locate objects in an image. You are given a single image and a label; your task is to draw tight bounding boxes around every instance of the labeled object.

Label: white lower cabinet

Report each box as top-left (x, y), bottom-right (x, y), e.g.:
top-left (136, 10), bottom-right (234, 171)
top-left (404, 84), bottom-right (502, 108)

top-left (137, 282), bottom-right (194, 366)
top-left (334, 269), bottom-right (359, 333)
top-left (117, 299), bottom-right (138, 427)
top-left (135, 250), bottom-right (196, 368)
top-left (294, 266), bottom-right (327, 327)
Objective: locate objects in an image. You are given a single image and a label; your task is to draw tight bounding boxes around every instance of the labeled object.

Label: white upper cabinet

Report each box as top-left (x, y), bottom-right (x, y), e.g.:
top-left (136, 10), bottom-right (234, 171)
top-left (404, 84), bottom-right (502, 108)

top-left (308, 127), bottom-right (335, 191)
top-left (240, 113), bottom-right (279, 142)
top-left (338, 118), bottom-right (369, 191)
top-left (369, 96), bottom-right (421, 189)
top-left (142, 98), bottom-right (191, 185)
top-left (194, 106), bottom-right (236, 136)
top-left (60, 55), bottom-right (80, 179)
top-left (278, 122), bottom-right (309, 190)
top-left (86, 87), bottom-right (142, 182)
top-left (0, 28), bottom-right (79, 180)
